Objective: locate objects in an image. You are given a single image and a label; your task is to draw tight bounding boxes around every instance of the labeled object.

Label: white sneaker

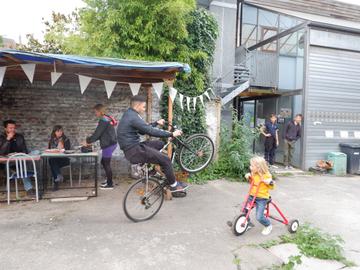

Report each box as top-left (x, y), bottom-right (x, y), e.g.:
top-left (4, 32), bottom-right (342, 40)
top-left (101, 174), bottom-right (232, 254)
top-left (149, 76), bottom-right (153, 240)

top-left (262, 225), bottom-right (273, 235)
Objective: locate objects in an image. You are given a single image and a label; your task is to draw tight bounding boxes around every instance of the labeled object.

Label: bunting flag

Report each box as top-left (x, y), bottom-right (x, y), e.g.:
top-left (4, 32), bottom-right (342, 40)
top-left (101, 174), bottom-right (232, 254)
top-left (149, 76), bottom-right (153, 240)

top-left (204, 91), bottom-right (211, 101)
top-left (51, 72), bottom-right (62, 86)
top-left (193, 97), bottom-right (197, 110)
top-left (78, 75), bottom-right (92, 94)
top-left (179, 93), bottom-right (184, 111)
top-left (199, 95), bottom-right (204, 106)
top-left (152, 82), bottom-right (163, 99)
top-left (186, 96), bottom-right (191, 111)
top-left (129, 83), bottom-right (141, 96)
top-left (104, 80), bottom-right (117, 99)
top-left (169, 87), bottom-right (178, 102)
top-left (0, 66), bottom-right (6, 86)
top-left (20, 64), bottom-right (36, 83)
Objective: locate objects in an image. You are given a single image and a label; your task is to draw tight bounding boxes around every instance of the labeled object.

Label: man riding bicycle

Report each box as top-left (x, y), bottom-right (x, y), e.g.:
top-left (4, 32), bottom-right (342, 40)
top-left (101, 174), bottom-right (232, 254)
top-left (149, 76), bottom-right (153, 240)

top-left (117, 95), bottom-right (188, 193)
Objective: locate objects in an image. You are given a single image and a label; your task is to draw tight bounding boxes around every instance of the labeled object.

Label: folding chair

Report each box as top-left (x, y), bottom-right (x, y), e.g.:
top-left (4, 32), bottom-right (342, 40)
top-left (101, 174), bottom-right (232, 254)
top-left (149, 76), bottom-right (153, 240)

top-left (6, 153), bottom-right (39, 205)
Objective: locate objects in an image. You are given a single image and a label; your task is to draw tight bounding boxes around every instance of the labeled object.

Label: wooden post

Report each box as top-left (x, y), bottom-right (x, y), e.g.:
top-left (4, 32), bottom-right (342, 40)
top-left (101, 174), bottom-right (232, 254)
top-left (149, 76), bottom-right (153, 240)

top-left (146, 86), bottom-right (152, 123)
top-left (164, 79), bottom-right (175, 159)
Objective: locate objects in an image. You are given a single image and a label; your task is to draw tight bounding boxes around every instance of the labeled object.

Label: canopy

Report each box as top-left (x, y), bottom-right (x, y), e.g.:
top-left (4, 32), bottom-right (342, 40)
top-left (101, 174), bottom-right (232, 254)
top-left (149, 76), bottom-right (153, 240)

top-left (0, 49), bottom-right (190, 84)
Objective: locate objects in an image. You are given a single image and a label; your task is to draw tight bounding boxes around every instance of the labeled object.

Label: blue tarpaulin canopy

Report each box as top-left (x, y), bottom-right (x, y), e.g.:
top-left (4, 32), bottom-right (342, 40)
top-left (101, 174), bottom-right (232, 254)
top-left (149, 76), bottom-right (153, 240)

top-left (0, 49), bottom-right (190, 84)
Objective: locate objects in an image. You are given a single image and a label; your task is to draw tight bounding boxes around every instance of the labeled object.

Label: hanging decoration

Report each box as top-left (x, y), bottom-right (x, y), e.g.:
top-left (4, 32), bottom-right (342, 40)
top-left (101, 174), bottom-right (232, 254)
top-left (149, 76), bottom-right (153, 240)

top-left (21, 64), bottom-right (36, 83)
top-left (179, 93), bottom-right (184, 111)
top-left (0, 61), bottom-right (215, 109)
top-left (0, 66), bottom-right (6, 87)
top-left (193, 97), bottom-right (197, 110)
top-left (51, 72), bottom-right (62, 86)
top-left (129, 83), bottom-right (141, 96)
top-left (169, 87), bottom-right (178, 102)
top-left (152, 82), bottom-right (164, 99)
top-left (78, 75), bottom-right (92, 94)
top-left (104, 80), bottom-right (117, 99)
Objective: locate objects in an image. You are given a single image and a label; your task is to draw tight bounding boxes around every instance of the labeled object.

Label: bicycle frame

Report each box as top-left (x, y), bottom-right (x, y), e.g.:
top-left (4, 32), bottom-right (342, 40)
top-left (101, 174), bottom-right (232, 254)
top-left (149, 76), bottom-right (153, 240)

top-left (240, 177), bottom-right (289, 227)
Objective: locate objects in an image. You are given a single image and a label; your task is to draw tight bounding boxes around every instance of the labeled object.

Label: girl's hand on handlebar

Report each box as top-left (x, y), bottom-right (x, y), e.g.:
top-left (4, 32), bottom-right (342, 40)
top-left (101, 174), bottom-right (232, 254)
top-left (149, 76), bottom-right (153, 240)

top-left (172, 130), bottom-right (183, 137)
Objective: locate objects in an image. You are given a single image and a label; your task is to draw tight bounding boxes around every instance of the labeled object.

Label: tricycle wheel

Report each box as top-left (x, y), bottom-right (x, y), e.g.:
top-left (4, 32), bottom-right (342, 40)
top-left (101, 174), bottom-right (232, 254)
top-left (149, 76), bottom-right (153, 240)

top-left (288, 219), bottom-right (299, 233)
top-left (232, 214), bottom-right (249, 236)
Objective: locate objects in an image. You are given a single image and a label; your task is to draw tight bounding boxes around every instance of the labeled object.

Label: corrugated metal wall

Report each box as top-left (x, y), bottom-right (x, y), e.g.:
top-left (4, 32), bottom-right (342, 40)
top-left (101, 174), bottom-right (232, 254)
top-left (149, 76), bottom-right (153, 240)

top-left (304, 46), bottom-right (360, 169)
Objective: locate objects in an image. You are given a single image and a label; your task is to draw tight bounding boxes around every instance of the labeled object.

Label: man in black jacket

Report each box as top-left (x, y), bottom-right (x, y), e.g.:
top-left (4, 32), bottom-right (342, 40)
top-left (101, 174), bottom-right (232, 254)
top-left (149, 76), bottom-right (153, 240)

top-left (284, 114), bottom-right (302, 169)
top-left (117, 95), bottom-right (187, 193)
top-left (0, 120), bottom-right (35, 196)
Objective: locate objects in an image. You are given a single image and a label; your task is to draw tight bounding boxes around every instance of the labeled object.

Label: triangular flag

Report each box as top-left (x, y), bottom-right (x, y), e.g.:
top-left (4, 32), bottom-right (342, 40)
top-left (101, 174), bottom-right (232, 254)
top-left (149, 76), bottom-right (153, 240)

top-left (104, 80), bottom-right (117, 99)
top-left (204, 91), bottom-right (211, 101)
top-left (51, 72), bottom-right (62, 86)
top-left (179, 93), bottom-right (184, 111)
top-left (20, 64), bottom-right (36, 83)
top-left (169, 87), bottom-right (178, 102)
top-left (78, 75), bottom-right (92, 94)
top-left (186, 96), bottom-right (191, 111)
top-left (193, 97), bottom-right (197, 110)
top-left (0, 66), bottom-right (6, 86)
top-left (152, 82), bottom-right (163, 99)
top-left (129, 83), bottom-right (141, 96)
top-left (199, 95), bottom-right (204, 106)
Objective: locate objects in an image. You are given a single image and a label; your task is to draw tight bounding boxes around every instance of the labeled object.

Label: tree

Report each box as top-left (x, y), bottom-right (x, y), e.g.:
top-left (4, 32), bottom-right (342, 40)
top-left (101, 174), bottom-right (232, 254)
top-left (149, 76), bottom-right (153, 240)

top-left (18, 0), bottom-right (218, 135)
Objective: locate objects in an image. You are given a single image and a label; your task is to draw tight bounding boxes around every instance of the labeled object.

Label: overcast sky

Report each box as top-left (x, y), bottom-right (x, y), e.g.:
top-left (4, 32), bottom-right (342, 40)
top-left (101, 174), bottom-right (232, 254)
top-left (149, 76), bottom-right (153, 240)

top-left (1, 0), bottom-right (360, 42)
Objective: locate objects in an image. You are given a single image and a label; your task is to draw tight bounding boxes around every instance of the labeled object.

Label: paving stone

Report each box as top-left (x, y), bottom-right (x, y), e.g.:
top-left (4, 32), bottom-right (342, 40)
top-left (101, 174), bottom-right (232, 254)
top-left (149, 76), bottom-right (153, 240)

top-left (268, 243), bottom-right (301, 264)
top-left (234, 246), bottom-right (283, 270)
top-left (295, 257), bottom-right (345, 270)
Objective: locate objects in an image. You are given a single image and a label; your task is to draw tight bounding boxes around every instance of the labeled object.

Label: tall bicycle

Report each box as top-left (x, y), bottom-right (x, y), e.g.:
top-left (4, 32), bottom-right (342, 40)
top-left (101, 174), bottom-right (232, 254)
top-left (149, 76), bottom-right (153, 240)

top-left (123, 125), bottom-right (214, 222)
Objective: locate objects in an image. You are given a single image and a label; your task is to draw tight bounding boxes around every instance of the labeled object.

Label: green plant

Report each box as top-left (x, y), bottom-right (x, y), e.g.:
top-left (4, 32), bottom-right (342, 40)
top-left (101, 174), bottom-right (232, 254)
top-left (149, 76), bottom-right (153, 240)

top-left (190, 112), bottom-right (258, 183)
top-left (272, 255), bottom-right (302, 270)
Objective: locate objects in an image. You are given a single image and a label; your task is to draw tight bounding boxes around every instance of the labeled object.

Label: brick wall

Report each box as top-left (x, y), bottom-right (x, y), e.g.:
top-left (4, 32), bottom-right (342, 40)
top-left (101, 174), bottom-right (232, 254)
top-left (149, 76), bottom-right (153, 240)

top-left (0, 79), bottom-right (161, 176)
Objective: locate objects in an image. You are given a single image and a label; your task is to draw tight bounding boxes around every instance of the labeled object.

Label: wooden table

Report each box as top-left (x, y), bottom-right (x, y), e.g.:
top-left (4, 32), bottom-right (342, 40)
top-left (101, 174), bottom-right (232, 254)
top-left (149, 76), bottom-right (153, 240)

top-left (40, 152), bottom-right (99, 197)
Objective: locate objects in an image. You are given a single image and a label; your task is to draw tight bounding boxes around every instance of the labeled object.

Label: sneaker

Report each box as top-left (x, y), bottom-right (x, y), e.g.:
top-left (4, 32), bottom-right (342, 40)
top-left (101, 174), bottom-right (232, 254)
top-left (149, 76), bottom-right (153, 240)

top-left (100, 184), bottom-right (114, 190)
top-left (284, 166), bottom-right (290, 170)
top-left (262, 225), bottom-right (273, 235)
top-left (55, 174), bottom-right (64, 182)
top-left (53, 181), bottom-right (59, 192)
top-left (170, 181), bottom-right (189, 193)
top-left (271, 165), bottom-right (279, 169)
top-left (100, 180), bottom-right (107, 186)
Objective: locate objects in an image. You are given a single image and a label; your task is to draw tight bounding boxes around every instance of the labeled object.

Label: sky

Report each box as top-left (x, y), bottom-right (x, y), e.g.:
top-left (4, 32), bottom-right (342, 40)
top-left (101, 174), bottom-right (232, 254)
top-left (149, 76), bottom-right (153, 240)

top-left (0, 0), bottom-right (360, 43)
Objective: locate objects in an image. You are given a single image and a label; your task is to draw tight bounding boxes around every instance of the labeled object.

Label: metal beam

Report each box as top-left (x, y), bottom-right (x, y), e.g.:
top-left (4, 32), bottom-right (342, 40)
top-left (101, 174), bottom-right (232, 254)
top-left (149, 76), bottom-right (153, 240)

top-left (221, 80), bottom-right (250, 105)
top-left (248, 22), bottom-right (308, 51)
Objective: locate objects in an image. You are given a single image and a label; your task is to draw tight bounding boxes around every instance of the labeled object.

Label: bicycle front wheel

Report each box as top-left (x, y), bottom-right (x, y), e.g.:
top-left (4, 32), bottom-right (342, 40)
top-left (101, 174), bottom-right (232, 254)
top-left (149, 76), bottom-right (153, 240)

top-left (123, 177), bottom-right (164, 222)
top-left (178, 134), bottom-right (214, 173)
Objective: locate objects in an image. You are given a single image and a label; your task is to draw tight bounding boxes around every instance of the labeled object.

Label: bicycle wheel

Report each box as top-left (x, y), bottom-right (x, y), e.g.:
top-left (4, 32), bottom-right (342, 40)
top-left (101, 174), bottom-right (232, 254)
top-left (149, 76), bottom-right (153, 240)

top-left (178, 134), bottom-right (214, 173)
top-left (123, 177), bottom-right (164, 222)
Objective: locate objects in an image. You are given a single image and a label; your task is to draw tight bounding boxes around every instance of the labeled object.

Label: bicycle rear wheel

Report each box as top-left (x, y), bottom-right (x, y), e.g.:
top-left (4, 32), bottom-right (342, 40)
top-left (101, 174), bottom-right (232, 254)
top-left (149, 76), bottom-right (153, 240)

top-left (178, 134), bottom-right (214, 173)
top-left (123, 177), bottom-right (164, 222)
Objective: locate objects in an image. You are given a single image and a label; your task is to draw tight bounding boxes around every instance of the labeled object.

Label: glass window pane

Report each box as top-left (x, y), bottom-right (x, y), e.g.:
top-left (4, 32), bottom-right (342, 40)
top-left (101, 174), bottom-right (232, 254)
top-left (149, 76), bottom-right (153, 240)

top-left (258, 9), bottom-right (278, 28)
top-left (243, 4), bottom-right (258, 25)
top-left (242, 24), bottom-right (258, 47)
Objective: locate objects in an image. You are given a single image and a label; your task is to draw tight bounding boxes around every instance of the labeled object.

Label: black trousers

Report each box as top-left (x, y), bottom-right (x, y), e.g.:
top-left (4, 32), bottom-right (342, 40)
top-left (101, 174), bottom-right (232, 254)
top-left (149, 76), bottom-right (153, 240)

top-left (264, 136), bottom-right (277, 165)
top-left (101, 158), bottom-right (113, 186)
top-left (124, 140), bottom-right (176, 185)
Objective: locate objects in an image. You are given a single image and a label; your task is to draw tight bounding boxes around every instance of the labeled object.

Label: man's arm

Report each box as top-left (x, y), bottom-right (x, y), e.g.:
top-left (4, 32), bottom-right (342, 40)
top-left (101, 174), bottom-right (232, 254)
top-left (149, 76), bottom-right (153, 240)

top-left (0, 136), bottom-right (10, 155)
top-left (131, 116), bottom-right (172, 138)
top-left (296, 125), bottom-right (301, 140)
top-left (18, 135), bottom-right (29, 154)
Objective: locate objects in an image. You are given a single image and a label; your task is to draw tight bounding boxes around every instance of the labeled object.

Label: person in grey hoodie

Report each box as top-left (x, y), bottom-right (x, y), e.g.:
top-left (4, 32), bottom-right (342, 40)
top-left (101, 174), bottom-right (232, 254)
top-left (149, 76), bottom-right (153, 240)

top-left (86, 104), bottom-right (117, 189)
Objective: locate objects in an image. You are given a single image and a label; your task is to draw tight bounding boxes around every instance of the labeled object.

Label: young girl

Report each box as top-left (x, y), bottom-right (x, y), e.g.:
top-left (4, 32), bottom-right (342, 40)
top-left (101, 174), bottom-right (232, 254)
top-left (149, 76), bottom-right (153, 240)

top-left (48, 125), bottom-right (71, 191)
top-left (244, 156), bottom-right (275, 235)
top-left (86, 104), bottom-right (117, 190)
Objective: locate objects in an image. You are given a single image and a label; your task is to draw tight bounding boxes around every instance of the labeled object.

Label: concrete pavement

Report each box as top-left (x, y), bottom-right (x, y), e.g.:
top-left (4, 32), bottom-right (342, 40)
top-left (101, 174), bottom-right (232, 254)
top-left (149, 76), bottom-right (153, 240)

top-left (0, 175), bottom-right (359, 270)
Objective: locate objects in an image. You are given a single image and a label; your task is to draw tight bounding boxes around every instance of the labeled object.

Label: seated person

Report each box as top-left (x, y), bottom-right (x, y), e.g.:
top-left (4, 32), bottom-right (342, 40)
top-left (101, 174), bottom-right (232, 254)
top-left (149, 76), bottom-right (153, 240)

top-left (117, 95), bottom-right (187, 193)
top-left (48, 125), bottom-right (71, 191)
top-left (0, 120), bottom-right (36, 197)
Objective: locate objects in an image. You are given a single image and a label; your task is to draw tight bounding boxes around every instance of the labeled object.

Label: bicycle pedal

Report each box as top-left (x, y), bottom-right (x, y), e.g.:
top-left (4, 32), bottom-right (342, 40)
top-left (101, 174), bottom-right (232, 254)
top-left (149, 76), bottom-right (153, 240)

top-left (172, 191), bottom-right (187, 198)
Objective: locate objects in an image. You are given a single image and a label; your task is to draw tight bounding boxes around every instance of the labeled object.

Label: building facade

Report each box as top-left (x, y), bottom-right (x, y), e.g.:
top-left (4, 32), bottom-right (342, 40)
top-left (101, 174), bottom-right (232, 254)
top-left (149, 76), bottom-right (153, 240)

top-left (202, 0), bottom-right (360, 170)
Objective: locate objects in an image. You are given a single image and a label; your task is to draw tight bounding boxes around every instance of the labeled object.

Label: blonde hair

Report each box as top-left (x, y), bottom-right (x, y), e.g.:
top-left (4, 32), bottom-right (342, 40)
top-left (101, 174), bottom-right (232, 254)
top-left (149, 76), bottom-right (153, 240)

top-left (93, 104), bottom-right (106, 115)
top-left (250, 156), bottom-right (270, 176)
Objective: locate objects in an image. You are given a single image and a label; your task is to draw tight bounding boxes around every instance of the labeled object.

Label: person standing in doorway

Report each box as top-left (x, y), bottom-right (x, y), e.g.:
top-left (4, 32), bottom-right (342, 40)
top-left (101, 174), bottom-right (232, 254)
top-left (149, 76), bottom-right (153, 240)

top-left (86, 104), bottom-right (118, 190)
top-left (262, 113), bottom-right (279, 168)
top-left (284, 114), bottom-right (302, 169)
